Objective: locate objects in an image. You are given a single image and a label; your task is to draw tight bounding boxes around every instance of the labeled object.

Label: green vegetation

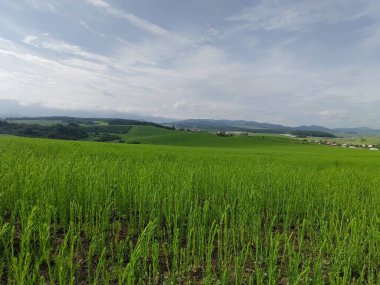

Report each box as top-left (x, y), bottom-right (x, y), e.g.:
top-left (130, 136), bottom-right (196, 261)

top-left (1, 118), bottom-right (176, 144)
top-left (94, 133), bottom-right (124, 143)
top-left (84, 125), bottom-right (132, 134)
top-left (290, 130), bottom-right (336, 138)
top-left (107, 119), bottom-right (174, 130)
top-left (0, 121), bottom-right (88, 140)
top-left (6, 117), bottom-right (175, 130)
top-left (0, 120), bottom-right (130, 143)
top-left (123, 125), bottom-right (295, 148)
top-left (5, 119), bottom-right (65, 126)
top-left (0, 133), bottom-right (379, 284)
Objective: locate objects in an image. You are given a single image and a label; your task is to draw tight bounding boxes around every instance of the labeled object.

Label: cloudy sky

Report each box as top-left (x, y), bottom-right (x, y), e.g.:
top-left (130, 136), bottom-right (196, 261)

top-left (0, 0), bottom-right (379, 127)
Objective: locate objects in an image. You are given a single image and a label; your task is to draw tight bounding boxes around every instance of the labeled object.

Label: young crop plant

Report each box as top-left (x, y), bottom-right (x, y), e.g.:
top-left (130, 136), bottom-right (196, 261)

top-left (0, 135), bottom-right (379, 284)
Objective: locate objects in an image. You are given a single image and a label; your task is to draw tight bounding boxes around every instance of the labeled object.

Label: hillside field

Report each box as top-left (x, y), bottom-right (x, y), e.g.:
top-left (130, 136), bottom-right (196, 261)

top-left (0, 132), bottom-right (379, 284)
top-left (122, 125), bottom-right (296, 148)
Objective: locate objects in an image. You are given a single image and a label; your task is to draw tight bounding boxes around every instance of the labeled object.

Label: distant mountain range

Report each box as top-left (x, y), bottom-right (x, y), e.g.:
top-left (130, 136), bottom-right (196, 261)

top-left (1, 99), bottom-right (379, 136)
top-left (0, 99), bottom-right (170, 124)
top-left (171, 119), bottom-right (380, 136)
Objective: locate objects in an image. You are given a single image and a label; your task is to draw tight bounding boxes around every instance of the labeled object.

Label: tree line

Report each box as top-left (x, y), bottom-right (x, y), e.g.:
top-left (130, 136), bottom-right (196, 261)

top-left (290, 130), bottom-right (336, 138)
top-left (0, 121), bottom-right (88, 140)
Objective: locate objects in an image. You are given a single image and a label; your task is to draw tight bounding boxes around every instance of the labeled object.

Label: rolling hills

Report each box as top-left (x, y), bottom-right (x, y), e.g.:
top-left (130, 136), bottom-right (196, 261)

top-left (122, 125), bottom-right (298, 148)
top-left (5, 116), bottom-right (380, 136)
top-left (172, 119), bottom-right (380, 135)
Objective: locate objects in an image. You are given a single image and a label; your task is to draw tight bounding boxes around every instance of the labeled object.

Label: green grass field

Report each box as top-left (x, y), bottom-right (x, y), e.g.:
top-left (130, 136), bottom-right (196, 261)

top-left (122, 125), bottom-right (297, 148)
top-left (0, 131), bottom-right (379, 284)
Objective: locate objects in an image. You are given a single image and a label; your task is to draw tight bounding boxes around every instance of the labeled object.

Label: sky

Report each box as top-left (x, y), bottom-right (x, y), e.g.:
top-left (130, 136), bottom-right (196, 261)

top-left (0, 0), bottom-right (380, 128)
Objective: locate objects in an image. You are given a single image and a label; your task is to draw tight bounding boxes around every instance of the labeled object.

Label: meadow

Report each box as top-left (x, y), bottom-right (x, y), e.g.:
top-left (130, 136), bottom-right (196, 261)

top-left (0, 129), bottom-right (379, 284)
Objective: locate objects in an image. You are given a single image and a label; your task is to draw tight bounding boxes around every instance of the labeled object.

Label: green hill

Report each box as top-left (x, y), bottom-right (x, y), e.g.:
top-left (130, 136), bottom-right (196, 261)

top-left (122, 125), bottom-right (298, 148)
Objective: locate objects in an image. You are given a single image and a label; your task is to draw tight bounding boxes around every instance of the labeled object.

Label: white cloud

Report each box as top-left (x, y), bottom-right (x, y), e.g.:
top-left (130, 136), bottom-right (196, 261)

top-left (1, 1), bottom-right (380, 127)
top-left (228, 0), bottom-right (371, 31)
top-left (80, 21), bottom-right (106, 38)
top-left (3, 0), bottom-right (58, 12)
top-left (22, 35), bottom-right (39, 46)
top-left (60, 58), bottom-right (108, 72)
top-left (41, 39), bottom-right (110, 63)
top-left (84, 0), bottom-right (174, 39)
top-left (6, 30), bottom-right (380, 126)
top-left (84, 0), bottom-right (110, 8)
top-left (0, 46), bottom-right (140, 112)
top-left (28, 0), bottom-right (57, 12)
top-left (22, 35), bottom-right (111, 64)
top-left (172, 101), bottom-right (198, 110)
top-left (360, 25), bottom-right (380, 49)
top-left (0, 36), bottom-right (15, 48)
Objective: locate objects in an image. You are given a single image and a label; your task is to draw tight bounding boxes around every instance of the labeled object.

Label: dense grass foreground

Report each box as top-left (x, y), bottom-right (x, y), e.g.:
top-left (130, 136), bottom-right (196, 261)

top-left (0, 136), bottom-right (379, 284)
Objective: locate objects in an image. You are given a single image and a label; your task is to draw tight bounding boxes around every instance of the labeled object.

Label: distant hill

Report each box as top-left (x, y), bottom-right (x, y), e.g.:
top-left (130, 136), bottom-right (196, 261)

top-left (122, 125), bottom-right (298, 148)
top-left (172, 119), bottom-right (380, 136)
top-left (6, 116), bottom-right (174, 130)
top-left (5, 116), bottom-right (380, 137)
top-left (293, 125), bottom-right (332, 133)
top-left (0, 99), bottom-right (174, 124)
top-left (1, 116), bottom-right (174, 143)
top-left (171, 119), bottom-right (290, 133)
top-left (331, 127), bottom-right (380, 135)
